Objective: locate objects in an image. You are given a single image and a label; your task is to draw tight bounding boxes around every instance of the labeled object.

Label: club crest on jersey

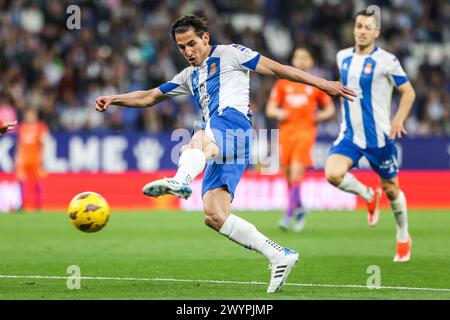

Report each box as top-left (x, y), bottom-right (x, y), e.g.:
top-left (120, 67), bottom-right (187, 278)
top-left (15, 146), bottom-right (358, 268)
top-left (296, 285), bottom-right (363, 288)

top-left (209, 63), bottom-right (218, 76)
top-left (364, 63), bottom-right (373, 74)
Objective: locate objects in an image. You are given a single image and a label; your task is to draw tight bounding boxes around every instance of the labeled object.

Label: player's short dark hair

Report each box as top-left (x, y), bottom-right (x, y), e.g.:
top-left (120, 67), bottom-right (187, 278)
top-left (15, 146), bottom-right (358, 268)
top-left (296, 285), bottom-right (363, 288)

top-left (354, 9), bottom-right (376, 19)
top-left (353, 9), bottom-right (381, 26)
top-left (171, 15), bottom-right (208, 40)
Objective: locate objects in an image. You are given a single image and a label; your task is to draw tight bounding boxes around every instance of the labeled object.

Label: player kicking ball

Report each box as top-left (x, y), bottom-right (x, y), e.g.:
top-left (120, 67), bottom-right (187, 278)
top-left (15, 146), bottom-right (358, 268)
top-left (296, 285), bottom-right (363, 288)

top-left (325, 10), bottom-right (416, 262)
top-left (96, 15), bottom-right (355, 292)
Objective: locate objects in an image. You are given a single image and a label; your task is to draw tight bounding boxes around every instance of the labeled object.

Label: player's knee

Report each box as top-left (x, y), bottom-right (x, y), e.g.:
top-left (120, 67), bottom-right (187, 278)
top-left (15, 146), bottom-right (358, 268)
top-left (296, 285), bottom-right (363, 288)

top-left (203, 214), bottom-right (215, 229)
top-left (203, 204), bottom-right (224, 230)
top-left (289, 170), bottom-right (303, 184)
top-left (204, 143), bottom-right (220, 159)
top-left (382, 183), bottom-right (398, 201)
top-left (203, 212), bottom-right (224, 231)
top-left (325, 169), bottom-right (344, 186)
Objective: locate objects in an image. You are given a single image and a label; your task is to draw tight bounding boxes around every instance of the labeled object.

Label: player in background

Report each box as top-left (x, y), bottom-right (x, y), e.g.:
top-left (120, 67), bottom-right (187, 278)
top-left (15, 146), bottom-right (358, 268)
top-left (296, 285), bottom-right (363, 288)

top-left (266, 47), bottom-right (335, 232)
top-left (325, 10), bottom-right (416, 262)
top-left (96, 15), bottom-right (356, 292)
top-left (15, 108), bottom-right (50, 211)
top-left (0, 120), bottom-right (17, 136)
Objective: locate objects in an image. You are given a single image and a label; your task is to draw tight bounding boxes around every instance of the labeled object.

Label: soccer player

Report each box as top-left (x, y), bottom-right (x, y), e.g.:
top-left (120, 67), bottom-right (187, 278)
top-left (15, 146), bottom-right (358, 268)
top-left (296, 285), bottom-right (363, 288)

top-left (325, 10), bottom-right (416, 262)
top-left (16, 108), bottom-right (50, 211)
top-left (95, 15), bottom-right (355, 292)
top-left (266, 47), bottom-right (335, 232)
top-left (0, 120), bottom-right (17, 136)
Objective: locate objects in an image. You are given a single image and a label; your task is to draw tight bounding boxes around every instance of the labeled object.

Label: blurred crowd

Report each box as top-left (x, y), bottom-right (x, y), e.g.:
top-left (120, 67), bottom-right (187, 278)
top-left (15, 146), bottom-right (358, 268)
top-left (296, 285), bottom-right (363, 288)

top-left (0, 0), bottom-right (449, 136)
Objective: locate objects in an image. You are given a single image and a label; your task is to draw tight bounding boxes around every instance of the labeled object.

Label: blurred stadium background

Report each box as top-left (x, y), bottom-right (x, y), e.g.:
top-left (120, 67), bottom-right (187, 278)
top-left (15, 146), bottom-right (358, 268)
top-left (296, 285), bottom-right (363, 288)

top-left (1, 0), bottom-right (450, 302)
top-left (0, 0), bottom-right (449, 212)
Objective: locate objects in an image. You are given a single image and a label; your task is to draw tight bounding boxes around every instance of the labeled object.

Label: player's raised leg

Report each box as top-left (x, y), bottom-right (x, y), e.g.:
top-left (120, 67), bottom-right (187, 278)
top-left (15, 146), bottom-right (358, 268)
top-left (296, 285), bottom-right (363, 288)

top-left (203, 187), bottom-right (299, 293)
top-left (381, 177), bottom-right (411, 262)
top-left (142, 130), bottom-right (216, 199)
top-left (325, 153), bottom-right (381, 226)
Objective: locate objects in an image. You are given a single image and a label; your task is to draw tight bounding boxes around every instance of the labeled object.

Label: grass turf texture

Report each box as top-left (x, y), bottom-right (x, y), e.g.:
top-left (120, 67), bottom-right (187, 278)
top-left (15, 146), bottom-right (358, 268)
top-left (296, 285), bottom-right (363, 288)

top-left (0, 210), bottom-right (449, 300)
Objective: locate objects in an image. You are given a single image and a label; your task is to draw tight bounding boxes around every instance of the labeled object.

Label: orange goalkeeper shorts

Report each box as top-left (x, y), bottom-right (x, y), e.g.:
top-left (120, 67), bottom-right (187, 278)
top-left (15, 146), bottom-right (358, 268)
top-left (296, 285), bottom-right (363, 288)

top-left (279, 136), bottom-right (315, 168)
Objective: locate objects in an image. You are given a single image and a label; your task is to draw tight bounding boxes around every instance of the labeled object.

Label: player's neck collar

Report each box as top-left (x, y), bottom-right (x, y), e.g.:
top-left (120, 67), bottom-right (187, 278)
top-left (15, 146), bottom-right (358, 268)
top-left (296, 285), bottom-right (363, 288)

top-left (208, 45), bottom-right (217, 57)
top-left (196, 45), bottom-right (216, 68)
top-left (353, 46), bottom-right (378, 56)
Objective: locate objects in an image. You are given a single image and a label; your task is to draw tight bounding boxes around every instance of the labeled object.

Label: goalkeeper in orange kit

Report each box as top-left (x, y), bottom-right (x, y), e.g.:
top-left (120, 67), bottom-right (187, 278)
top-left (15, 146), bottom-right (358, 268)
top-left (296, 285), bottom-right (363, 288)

top-left (266, 47), bottom-right (335, 231)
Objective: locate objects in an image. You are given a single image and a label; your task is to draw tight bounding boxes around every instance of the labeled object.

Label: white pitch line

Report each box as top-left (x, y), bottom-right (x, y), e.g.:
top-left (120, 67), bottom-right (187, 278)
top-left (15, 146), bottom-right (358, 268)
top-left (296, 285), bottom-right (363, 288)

top-left (1, 274), bottom-right (450, 293)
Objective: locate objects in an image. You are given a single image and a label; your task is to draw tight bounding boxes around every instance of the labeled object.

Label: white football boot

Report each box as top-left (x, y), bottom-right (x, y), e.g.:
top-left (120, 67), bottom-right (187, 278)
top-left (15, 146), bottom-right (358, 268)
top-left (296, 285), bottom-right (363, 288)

top-left (267, 248), bottom-right (300, 293)
top-left (293, 208), bottom-right (307, 233)
top-left (277, 218), bottom-right (290, 231)
top-left (142, 178), bottom-right (192, 200)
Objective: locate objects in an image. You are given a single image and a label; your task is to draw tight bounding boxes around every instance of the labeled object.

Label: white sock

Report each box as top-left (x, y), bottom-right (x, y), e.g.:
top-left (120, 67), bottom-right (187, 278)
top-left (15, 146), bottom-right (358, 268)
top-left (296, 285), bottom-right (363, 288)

top-left (390, 190), bottom-right (410, 242)
top-left (219, 214), bottom-right (285, 263)
top-left (338, 173), bottom-right (374, 202)
top-left (173, 148), bottom-right (206, 184)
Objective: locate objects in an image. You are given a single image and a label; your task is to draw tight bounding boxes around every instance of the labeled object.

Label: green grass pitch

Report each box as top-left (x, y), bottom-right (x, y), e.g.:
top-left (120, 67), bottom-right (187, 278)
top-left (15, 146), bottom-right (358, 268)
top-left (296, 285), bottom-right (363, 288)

top-left (1, 209), bottom-right (449, 299)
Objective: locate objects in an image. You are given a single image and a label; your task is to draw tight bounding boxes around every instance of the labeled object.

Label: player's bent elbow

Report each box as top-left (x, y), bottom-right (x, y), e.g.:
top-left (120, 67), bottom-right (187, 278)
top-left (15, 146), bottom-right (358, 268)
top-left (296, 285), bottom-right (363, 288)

top-left (410, 88), bottom-right (416, 100)
top-left (381, 182), bottom-right (399, 200)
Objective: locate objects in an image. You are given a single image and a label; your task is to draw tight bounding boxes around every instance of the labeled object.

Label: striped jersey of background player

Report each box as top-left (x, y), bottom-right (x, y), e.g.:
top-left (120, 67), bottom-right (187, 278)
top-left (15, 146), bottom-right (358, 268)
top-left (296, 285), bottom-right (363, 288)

top-left (325, 10), bottom-right (416, 262)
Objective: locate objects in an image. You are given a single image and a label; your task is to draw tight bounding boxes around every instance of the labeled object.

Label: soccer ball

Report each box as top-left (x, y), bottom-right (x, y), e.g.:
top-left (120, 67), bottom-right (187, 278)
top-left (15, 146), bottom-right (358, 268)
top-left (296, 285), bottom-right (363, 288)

top-left (67, 191), bottom-right (110, 233)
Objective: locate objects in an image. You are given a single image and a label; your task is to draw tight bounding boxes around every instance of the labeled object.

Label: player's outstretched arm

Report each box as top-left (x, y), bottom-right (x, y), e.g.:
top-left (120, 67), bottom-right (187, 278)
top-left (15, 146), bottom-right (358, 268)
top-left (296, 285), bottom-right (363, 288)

top-left (95, 88), bottom-right (167, 112)
top-left (389, 82), bottom-right (416, 139)
top-left (0, 120), bottom-right (17, 136)
top-left (255, 55), bottom-right (356, 101)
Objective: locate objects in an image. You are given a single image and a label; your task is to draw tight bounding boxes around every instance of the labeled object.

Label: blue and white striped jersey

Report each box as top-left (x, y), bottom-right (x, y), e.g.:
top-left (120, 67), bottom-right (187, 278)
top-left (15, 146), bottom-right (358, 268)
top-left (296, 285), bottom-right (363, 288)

top-left (158, 44), bottom-right (261, 122)
top-left (336, 47), bottom-right (409, 149)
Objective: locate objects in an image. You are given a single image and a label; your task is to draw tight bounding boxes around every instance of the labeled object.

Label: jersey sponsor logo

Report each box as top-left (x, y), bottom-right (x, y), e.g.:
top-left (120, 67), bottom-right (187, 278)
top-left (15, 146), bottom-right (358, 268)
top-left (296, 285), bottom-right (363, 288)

top-left (199, 83), bottom-right (211, 115)
top-left (192, 75), bottom-right (198, 86)
top-left (285, 93), bottom-right (309, 108)
top-left (379, 158), bottom-right (397, 174)
top-left (231, 44), bottom-right (253, 56)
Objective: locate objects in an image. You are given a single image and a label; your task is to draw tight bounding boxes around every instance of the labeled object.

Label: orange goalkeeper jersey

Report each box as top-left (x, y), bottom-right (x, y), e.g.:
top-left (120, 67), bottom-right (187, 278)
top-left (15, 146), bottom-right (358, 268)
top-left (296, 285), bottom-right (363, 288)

top-left (268, 79), bottom-right (332, 142)
top-left (16, 122), bottom-right (48, 165)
